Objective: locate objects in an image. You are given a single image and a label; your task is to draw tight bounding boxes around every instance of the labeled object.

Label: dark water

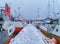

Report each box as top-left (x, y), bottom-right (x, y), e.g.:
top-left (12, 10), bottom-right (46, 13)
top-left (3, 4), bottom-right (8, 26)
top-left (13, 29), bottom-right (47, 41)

top-left (0, 30), bottom-right (9, 44)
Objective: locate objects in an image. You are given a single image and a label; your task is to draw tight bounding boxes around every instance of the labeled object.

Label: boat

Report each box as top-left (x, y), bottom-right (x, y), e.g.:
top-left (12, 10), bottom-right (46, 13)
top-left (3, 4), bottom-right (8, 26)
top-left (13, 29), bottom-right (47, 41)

top-left (5, 24), bottom-right (55, 44)
top-left (0, 0), bottom-right (60, 44)
top-left (38, 0), bottom-right (60, 36)
top-left (39, 0), bottom-right (60, 44)
top-left (0, 3), bottom-right (26, 44)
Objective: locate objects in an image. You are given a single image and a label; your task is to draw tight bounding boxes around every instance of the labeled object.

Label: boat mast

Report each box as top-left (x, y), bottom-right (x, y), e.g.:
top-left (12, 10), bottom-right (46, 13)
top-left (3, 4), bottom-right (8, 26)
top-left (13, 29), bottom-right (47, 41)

top-left (53, 0), bottom-right (59, 18)
top-left (47, 0), bottom-right (50, 18)
top-left (53, 0), bottom-right (56, 18)
top-left (37, 8), bottom-right (39, 19)
top-left (18, 7), bottom-right (23, 19)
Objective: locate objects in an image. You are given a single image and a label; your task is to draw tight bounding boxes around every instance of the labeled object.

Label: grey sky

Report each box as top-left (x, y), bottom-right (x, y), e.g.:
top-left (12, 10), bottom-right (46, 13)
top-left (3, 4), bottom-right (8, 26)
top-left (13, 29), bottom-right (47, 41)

top-left (0, 0), bottom-right (60, 19)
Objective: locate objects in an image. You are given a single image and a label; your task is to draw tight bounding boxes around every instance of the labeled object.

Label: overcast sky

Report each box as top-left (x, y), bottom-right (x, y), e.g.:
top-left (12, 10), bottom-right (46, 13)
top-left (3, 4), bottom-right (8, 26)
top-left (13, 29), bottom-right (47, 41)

top-left (0, 0), bottom-right (60, 19)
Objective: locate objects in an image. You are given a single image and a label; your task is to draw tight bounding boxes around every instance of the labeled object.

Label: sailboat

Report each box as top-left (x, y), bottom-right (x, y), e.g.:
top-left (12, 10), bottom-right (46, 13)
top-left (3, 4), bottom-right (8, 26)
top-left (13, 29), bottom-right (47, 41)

top-left (39, 0), bottom-right (60, 44)
top-left (0, 3), bottom-right (26, 44)
top-left (4, 24), bottom-right (55, 44)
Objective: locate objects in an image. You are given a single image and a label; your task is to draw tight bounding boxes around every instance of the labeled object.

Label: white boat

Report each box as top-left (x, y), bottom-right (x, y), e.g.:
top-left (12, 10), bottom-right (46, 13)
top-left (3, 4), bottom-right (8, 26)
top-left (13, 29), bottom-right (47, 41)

top-left (52, 25), bottom-right (60, 37)
top-left (9, 24), bottom-right (54, 44)
top-left (2, 21), bottom-right (25, 36)
top-left (0, 3), bottom-right (27, 44)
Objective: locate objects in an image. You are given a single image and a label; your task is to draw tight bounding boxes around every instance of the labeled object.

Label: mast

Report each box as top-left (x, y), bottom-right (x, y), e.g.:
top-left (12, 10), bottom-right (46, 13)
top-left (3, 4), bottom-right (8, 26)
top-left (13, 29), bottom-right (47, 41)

top-left (47, 0), bottom-right (50, 18)
top-left (53, 0), bottom-right (60, 18)
top-left (47, 0), bottom-right (56, 18)
top-left (37, 8), bottom-right (39, 19)
top-left (18, 7), bottom-right (23, 19)
top-left (18, 7), bottom-right (20, 19)
top-left (53, 0), bottom-right (55, 18)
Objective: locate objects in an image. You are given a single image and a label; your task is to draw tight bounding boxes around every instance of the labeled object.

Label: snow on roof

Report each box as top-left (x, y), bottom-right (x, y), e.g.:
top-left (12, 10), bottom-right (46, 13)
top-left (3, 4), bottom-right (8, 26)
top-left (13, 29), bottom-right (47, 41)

top-left (10, 24), bottom-right (54, 44)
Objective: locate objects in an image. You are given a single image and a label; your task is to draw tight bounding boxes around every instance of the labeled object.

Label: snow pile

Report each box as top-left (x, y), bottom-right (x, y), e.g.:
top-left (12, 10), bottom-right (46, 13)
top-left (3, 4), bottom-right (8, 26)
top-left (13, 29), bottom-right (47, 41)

top-left (10, 24), bottom-right (54, 44)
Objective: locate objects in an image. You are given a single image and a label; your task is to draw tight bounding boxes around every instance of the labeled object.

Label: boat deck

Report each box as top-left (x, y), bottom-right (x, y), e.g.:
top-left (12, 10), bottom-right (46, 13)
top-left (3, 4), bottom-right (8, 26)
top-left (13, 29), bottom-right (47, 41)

top-left (41, 29), bottom-right (60, 44)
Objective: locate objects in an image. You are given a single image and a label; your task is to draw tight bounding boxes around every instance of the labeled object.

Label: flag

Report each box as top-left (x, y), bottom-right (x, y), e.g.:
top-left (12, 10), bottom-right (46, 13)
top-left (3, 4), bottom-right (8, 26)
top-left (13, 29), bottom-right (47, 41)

top-left (5, 3), bottom-right (11, 19)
